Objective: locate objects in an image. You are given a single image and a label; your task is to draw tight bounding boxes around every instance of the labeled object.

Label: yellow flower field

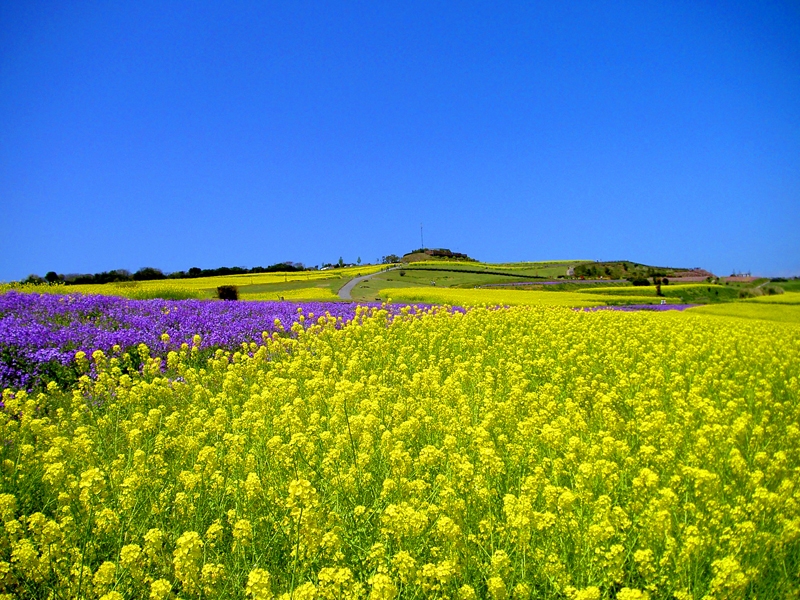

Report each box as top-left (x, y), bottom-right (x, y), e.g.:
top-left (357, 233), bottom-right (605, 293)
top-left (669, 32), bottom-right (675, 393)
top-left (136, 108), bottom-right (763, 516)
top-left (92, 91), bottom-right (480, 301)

top-left (1, 305), bottom-right (798, 599)
top-left (742, 292), bottom-right (800, 305)
top-left (378, 287), bottom-right (675, 307)
top-left (242, 288), bottom-right (341, 302)
top-left (0, 282), bottom-right (204, 301)
top-left (381, 287), bottom-right (601, 306)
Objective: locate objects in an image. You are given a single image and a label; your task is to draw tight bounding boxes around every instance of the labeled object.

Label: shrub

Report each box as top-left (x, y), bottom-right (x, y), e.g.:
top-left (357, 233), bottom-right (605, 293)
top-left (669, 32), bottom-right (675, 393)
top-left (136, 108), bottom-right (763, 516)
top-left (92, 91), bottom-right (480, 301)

top-left (738, 288), bottom-right (764, 299)
top-left (217, 285), bottom-right (239, 300)
top-left (631, 278), bottom-right (650, 286)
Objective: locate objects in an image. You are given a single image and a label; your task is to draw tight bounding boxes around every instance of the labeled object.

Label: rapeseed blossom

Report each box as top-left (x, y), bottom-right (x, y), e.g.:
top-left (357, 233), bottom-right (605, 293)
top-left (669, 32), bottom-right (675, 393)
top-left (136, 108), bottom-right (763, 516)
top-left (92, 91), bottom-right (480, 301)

top-left (0, 304), bottom-right (797, 598)
top-left (246, 568), bottom-right (272, 599)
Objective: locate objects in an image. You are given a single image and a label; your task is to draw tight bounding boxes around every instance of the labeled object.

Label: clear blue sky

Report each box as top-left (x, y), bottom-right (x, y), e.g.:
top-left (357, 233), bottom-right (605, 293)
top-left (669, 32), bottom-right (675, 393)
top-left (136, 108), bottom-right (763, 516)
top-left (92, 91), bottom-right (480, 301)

top-left (1, 1), bottom-right (798, 280)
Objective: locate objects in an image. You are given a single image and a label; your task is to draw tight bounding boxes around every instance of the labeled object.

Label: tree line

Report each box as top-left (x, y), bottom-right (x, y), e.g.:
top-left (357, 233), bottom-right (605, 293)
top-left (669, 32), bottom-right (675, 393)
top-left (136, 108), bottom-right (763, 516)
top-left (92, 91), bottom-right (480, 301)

top-left (24, 263), bottom-right (308, 285)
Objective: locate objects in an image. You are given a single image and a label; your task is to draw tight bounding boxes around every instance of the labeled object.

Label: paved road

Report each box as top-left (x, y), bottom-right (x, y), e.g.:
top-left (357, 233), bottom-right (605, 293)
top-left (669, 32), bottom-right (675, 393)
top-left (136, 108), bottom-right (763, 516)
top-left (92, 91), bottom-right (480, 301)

top-left (338, 267), bottom-right (397, 300)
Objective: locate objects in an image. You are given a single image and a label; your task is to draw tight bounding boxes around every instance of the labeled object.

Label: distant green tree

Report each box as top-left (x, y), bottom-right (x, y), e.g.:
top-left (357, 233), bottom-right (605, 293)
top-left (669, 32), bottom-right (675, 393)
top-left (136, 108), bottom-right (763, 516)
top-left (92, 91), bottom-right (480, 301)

top-left (133, 267), bottom-right (166, 281)
top-left (653, 274), bottom-right (665, 296)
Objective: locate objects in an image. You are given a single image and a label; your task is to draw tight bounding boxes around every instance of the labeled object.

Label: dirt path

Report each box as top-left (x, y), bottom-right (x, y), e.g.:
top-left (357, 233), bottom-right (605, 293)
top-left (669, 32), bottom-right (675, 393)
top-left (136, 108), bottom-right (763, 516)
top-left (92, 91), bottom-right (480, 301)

top-left (338, 267), bottom-right (397, 300)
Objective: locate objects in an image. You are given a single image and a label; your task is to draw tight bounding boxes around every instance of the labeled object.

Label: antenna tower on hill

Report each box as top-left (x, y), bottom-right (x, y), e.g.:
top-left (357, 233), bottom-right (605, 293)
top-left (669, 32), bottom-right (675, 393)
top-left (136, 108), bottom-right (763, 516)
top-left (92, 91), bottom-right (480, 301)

top-left (420, 223), bottom-right (424, 250)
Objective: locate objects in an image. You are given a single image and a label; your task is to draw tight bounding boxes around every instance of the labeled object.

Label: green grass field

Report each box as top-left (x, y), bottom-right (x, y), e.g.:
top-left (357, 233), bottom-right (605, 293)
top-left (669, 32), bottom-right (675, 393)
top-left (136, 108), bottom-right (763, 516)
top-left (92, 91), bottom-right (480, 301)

top-left (773, 279), bottom-right (800, 292)
top-left (349, 261), bottom-right (594, 301)
top-left (393, 260), bottom-right (581, 280)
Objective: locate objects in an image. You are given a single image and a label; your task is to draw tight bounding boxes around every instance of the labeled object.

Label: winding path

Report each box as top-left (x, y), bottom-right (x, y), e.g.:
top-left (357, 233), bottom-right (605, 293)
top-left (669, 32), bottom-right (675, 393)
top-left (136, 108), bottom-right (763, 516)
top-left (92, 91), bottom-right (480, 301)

top-left (338, 267), bottom-right (397, 300)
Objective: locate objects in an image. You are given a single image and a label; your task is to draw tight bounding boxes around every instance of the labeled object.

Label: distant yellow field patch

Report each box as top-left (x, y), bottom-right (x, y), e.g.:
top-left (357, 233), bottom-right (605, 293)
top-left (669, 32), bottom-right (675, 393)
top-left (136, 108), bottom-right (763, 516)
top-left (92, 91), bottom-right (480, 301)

top-left (742, 291), bottom-right (800, 305)
top-left (122, 265), bottom-right (385, 291)
top-left (688, 302), bottom-right (800, 323)
top-left (3, 282), bottom-right (203, 300)
top-left (242, 287), bottom-right (341, 302)
top-left (379, 287), bottom-right (605, 307)
top-left (378, 286), bottom-right (690, 307)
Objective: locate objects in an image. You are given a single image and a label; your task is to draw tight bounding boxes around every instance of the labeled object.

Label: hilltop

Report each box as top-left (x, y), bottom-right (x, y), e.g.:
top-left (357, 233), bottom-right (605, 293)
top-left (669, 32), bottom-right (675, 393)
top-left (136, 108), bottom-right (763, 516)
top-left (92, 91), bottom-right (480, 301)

top-left (401, 248), bottom-right (478, 263)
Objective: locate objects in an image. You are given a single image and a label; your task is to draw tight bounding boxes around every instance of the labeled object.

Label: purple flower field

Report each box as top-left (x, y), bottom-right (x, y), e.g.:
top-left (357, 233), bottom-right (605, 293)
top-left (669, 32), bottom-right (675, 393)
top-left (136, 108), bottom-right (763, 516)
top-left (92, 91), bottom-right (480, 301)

top-left (0, 292), bottom-right (415, 390)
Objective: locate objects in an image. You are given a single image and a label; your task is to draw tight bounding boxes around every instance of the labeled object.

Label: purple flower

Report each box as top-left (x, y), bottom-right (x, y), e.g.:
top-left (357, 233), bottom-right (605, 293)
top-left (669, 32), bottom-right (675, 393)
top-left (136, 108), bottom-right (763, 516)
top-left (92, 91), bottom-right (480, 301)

top-left (0, 292), bottom-right (439, 390)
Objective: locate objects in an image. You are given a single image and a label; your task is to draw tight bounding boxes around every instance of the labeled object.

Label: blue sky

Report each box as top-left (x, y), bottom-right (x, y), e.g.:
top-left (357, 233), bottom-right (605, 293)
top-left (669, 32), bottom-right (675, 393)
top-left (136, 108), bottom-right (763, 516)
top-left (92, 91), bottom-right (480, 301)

top-left (1, 1), bottom-right (798, 280)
